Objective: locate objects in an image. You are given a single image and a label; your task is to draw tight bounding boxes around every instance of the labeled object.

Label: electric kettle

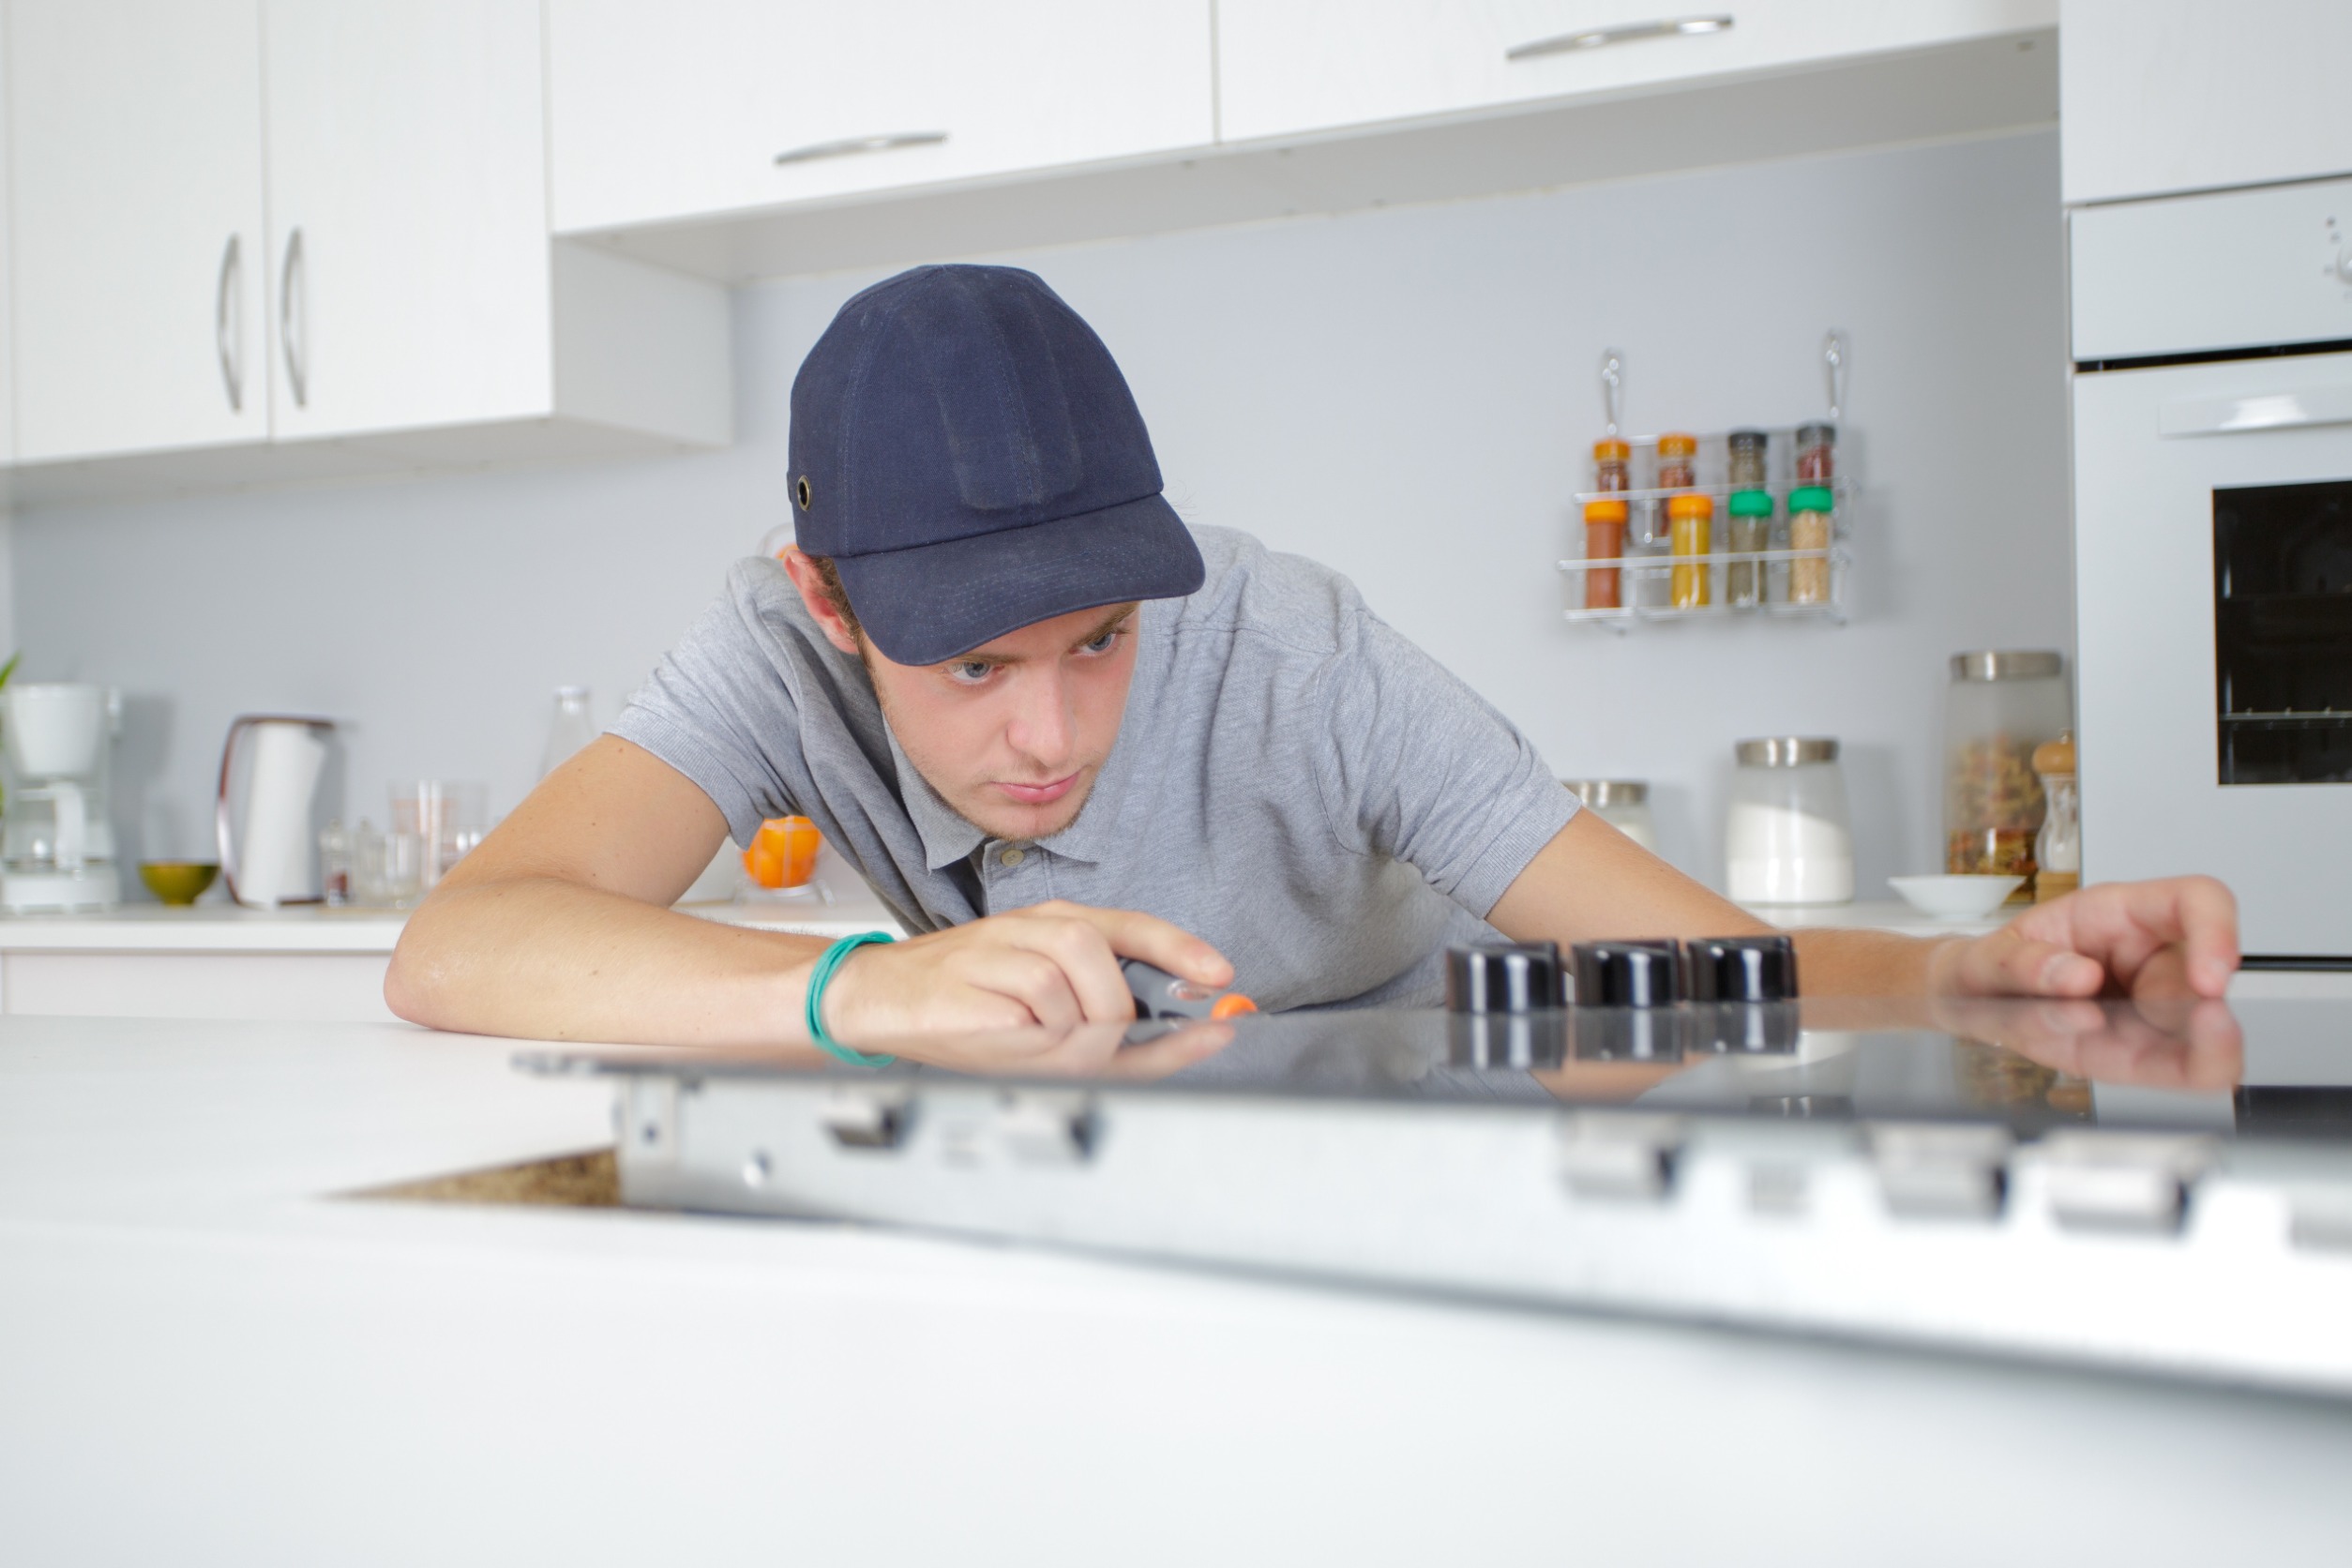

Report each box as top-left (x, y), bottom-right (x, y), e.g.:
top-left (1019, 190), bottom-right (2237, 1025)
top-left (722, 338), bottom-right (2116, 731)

top-left (216, 715), bottom-right (336, 908)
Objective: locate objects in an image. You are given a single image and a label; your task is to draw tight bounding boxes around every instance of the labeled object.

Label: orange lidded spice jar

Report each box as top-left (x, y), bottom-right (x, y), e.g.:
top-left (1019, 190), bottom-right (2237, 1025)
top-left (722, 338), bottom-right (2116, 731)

top-left (1655, 431), bottom-right (1697, 492)
top-left (1592, 438), bottom-right (1631, 494)
top-left (1666, 492), bottom-right (1712, 609)
top-left (1583, 499), bottom-right (1629, 610)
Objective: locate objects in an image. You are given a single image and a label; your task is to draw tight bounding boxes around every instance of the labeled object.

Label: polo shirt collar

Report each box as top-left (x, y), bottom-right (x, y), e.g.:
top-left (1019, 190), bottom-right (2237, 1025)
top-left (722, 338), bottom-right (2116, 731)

top-left (885, 722), bottom-right (985, 871)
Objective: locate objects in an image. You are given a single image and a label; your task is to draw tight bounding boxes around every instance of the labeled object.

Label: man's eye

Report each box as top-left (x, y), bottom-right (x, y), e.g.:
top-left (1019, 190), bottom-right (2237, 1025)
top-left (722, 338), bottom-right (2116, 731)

top-left (1080, 630), bottom-right (1122, 655)
top-left (949, 660), bottom-right (993, 684)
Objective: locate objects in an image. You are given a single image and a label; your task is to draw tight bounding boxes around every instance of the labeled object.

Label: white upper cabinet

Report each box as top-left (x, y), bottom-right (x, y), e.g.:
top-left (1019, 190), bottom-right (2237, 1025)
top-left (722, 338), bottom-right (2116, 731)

top-left (545, 0), bottom-right (1216, 234)
top-left (1217, 0), bottom-right (2055, 143)
top-left (9, 0), bottom-right (270, 463)
top-left (263, 0), bottom-right (552, 441)
top-left (2060, 0), bottom-right (2352, 206)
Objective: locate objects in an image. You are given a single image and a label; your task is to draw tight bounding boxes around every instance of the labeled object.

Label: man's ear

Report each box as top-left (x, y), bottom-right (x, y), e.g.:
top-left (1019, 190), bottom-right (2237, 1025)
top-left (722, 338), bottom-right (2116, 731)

top-left (777, 546), bottom-right (864, 657)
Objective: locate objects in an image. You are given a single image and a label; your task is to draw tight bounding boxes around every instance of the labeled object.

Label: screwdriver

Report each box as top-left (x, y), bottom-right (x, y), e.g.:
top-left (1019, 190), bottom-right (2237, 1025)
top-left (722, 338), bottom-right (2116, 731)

top-left (1120, 957), bottom-right (1258, 1021)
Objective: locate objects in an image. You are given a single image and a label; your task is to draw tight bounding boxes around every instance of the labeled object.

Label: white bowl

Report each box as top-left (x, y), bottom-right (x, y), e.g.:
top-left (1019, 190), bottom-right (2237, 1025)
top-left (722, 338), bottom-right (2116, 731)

top-left (1888, 874), bottom-right (2025, 919)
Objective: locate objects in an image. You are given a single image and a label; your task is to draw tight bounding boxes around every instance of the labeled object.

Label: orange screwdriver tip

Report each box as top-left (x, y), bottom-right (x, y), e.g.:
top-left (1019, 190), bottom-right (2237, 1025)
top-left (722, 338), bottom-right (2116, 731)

top-left (1210, 993), bottom-right (1259, 1019)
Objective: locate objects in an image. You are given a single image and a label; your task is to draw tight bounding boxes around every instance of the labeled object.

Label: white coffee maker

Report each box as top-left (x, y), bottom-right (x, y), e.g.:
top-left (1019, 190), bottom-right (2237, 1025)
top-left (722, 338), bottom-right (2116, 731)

top-left (1, 683), bottom-right (124, 912)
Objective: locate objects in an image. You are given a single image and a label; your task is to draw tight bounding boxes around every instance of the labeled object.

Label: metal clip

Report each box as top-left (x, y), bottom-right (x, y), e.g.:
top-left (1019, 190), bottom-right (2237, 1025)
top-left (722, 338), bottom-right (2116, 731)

top-left (996, 1091), bottom-right (1099, 1166)
top-left (2037, 1131), bottom-right (2214, 1235)
top-left (1559, 1111), bottom-right (1685, 1201)
top-left (821, 1085), bottom-right (913, 1151)
top-left (1870, 1123), bottom-right (2012, 1220)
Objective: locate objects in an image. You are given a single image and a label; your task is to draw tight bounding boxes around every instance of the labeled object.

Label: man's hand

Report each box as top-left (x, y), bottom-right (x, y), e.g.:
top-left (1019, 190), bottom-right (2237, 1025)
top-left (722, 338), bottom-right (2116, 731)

top-left (1928, 876), bottom-right (2239, 1002)
top-left (821, 899), bottom-right (1234, 1040)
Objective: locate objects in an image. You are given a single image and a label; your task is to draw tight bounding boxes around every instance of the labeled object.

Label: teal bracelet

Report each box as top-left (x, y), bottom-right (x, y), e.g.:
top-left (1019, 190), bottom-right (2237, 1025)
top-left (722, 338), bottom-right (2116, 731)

top-left (805, 930), bottom-right (898, 1067)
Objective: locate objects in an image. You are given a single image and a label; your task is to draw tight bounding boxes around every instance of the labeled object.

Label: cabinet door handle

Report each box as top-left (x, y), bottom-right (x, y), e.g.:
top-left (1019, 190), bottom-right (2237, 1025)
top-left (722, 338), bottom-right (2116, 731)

top-left (1507, 14), bottom-right (1732, 61)
top-left (215, 234), bottom-right (244, 413)
top-left (279, 227), bottom-right (309, 410)
top-left (775, 130), bottom-right (947, 166)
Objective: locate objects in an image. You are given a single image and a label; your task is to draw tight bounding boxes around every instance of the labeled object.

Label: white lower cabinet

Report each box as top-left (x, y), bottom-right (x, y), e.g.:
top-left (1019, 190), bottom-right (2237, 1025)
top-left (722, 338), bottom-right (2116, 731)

top-left (0, 952), bottom-right (397, 1023)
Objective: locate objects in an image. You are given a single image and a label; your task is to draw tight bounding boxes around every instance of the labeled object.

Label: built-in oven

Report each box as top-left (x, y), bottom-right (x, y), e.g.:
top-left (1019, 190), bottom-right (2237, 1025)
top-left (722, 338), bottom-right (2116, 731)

top-left (2072, 173), bottom-right (2352, 958)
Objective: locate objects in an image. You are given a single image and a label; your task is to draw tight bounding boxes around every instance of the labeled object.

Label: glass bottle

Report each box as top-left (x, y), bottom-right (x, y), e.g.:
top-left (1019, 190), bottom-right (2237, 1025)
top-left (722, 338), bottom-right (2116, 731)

top-left (1944, 652), bottom-right (2071, 899)
top-left (1591, 438), bottom-right (1631, 493)
top-left (1795, 422), bottom-right (1836, 484)
top-left (1655, 432), bottom-right (1697, 492)
top-left (1787, 486), bottom-right (1834, 606)
top-left (2032, 731), bottom-right (2080, 902)
top-left (1582, 500), bottom-right (1628, 610)
top-left (318, 819), bottom-right (352, 908)
top-left (1726, 490), bottom-right (1772, 609)
top-left (1667, 492), bottom-right (1711, 609)
top-left (540, 686), bottom-right (598, 778)
top-left (1726, 429), bottom-right (1768, 490)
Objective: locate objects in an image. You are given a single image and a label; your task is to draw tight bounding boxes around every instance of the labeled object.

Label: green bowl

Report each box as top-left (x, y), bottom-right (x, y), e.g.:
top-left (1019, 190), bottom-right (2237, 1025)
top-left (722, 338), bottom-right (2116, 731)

top-left (140, 861), bottom-right (219, 906)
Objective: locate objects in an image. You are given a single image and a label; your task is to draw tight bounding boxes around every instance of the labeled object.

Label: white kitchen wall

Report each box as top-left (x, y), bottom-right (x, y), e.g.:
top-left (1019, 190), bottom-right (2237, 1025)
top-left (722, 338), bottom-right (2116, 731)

top-left (10, 128), bottom-right (2069, 899)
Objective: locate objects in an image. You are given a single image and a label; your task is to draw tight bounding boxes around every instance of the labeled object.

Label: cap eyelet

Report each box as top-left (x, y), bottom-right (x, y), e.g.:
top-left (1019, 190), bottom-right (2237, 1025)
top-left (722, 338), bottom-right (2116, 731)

top-left (795, 475), bottom-right (813, 510)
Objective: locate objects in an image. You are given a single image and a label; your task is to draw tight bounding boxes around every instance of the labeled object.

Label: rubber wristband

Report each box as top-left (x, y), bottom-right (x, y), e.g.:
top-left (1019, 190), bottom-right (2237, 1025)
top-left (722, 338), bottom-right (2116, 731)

top-left (805, 930), bottom-right (897, 1067)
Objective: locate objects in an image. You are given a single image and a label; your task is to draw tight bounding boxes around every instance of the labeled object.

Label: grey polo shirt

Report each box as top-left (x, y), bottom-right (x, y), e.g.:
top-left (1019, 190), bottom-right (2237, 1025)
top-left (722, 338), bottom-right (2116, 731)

top-left (611, 525), bottom-right (1577, 1010)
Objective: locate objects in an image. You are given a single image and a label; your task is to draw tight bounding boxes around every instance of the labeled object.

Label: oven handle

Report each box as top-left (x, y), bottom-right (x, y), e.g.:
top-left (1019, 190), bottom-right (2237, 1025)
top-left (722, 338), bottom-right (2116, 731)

top-left (2161, 384), bottom-right (2352, 437)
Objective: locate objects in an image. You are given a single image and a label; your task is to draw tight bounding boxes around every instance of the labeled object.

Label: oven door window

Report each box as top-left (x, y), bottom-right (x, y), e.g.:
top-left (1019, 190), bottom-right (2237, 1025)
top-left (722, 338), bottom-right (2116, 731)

top-left (2216, 478), bottom-right (2352, 784)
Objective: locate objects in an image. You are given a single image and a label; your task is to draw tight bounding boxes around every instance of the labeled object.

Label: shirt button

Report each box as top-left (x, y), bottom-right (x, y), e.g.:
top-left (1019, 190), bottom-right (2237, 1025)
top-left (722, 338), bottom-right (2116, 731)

top-left (998, 847), bottom-right (1027, 868)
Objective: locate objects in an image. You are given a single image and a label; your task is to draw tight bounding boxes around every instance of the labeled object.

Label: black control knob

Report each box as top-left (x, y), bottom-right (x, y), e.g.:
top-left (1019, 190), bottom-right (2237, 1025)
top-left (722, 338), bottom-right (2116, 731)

top-left (1570, 941), bottom-right (1682, 1008)
top-left (1444, 942), bottom-right (1564, 1014)
top-left (1683, 936), bottom-right (1800, 1003)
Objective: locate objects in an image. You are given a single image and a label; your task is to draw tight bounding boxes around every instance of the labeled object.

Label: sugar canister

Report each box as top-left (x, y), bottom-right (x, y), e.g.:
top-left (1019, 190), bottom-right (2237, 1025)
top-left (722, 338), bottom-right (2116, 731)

top-left (1726, 737), bottom-right (1853, 905)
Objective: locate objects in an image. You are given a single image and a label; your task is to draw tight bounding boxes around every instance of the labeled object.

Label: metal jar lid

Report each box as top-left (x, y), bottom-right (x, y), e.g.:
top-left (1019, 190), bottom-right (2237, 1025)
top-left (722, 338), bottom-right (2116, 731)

top-left (1561, 778), bottom-right (1648, 807)
top-left (1951, 650), bottom-right (2064, 682)
top-left (1734, 736), bottom-right (1839, 767)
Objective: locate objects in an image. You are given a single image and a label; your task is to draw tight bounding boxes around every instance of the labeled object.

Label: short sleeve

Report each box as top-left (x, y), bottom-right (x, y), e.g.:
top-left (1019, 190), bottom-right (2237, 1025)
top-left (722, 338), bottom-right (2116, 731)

top-left (610, 563), bottom-right (806, 845)
top-left (1312, 612), bottom-right (1578, 917)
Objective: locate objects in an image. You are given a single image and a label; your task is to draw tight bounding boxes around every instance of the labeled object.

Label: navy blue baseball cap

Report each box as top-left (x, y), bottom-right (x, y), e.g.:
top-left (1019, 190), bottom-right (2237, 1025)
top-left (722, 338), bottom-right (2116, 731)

top-left (788, 264), bottom-right (1205, 666)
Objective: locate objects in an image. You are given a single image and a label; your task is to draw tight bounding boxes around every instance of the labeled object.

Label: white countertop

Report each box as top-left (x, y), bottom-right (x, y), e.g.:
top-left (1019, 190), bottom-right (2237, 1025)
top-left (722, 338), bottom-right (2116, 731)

top-left (4, 1014), bottom-right (2349, 1562)
top-left (0, 890), bottom-right (1991, 955)
top-left (0, 878), bottom-right (911, 953)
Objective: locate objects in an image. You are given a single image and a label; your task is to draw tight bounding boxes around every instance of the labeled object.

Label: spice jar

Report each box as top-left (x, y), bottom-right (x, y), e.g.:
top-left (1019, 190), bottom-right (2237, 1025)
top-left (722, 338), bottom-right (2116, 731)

top-left (1726, 490), bottom-right (1771, 609)
top-left (1667, 492), bottom-right (1711, 609)
top-left (1795, 422), bottom-right (1836, 484)
top-left (2032, 731), bottom-right (2079, 903)
top-left (1726, 737), bottom-right (1853, 905)
top-left (1944, 651), bottom-right (2071, 899)
top-left (1592, 437), bottom-right (1631, 494)
top-left (1562, 779), bottom-right (1657, 852)
top-left (1582, 499), bottom-right (1628, 610)
top-left (1787, 485), bottom-right (1833, 606)
top-left (1656, 432), bottom-right (1697, 492)
top-left (1727, 429), bottom-right (1768, 490)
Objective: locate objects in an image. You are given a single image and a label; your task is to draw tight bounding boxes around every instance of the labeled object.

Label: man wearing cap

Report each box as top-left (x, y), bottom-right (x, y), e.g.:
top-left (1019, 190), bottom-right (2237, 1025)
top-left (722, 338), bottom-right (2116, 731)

top-left (388, 264), bottom-right (2239, 1053)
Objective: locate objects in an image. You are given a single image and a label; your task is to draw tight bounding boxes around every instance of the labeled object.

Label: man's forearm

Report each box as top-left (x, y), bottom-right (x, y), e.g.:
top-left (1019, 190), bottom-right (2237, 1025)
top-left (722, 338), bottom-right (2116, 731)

top-left (387, 876), bottom-right (833, 1048)
top-left (1788, 927), bottom-right (1953, 997)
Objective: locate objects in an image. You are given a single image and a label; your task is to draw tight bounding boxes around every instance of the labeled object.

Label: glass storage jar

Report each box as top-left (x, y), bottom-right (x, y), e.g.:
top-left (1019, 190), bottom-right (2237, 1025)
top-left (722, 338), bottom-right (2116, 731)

top-left (1582, 499), bottom-right (1628, 610)
top-left (1592, 437), bottom-right (1631, 493)
top-left (1944, 651), bottom-right (2071, 899)
top-left (1795, 422), bottom-right (1836, 484)
top-left (1787, 486), bottom-right (1834, 606)
top-left (1726, 429), bottom-right (1768, 490)
top-left (1726, 489), bottom-right (1772, 608)
top-left (1562, 779), bottom-right (1656, 852)
top-left (1655, 432), bottom-right (1697, 492)
top-left (1726, 737), bottom-right (1853, 905)
top-left (1667, 492), bottom-right (1712, 609)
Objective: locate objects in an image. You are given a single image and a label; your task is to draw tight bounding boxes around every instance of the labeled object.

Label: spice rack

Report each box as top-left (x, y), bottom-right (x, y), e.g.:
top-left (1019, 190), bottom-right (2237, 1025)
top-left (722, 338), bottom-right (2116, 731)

top-left (1557, 336), bottom-right (1855, 634)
